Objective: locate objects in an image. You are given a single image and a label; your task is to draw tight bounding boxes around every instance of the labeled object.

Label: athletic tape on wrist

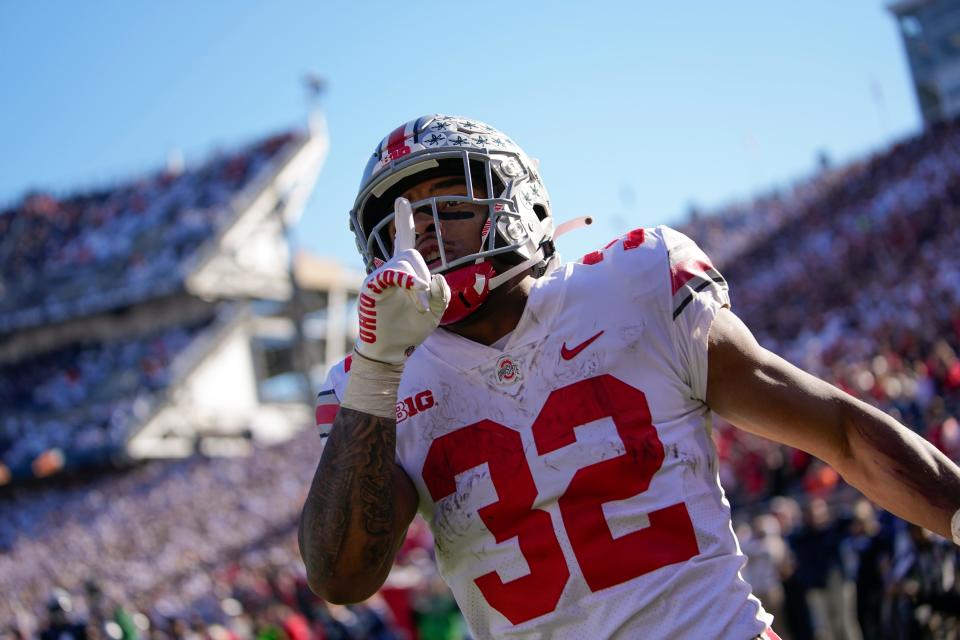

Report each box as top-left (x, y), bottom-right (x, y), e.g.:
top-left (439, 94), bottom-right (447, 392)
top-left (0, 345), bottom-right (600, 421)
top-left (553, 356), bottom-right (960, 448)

top-left (340, 351), bottom-right (404, 419)
top-left (952, 507), bottom-right (960, 546)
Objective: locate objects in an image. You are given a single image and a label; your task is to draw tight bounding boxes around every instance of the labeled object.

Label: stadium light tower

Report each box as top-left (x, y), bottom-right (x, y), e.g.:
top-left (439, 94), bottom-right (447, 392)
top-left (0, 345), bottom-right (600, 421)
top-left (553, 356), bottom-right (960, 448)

top-left (889, 0), bottom-right (960, 127)
top-left (303, 72), bottom-right (328, 135)
top-left (268, 73), bottom-right (331, 405)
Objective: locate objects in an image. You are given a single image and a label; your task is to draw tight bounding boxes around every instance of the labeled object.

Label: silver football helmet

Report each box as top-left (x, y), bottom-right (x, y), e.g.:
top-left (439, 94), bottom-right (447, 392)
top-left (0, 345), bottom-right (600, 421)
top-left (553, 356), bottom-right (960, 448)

top-left (350, 115), bottom-right (555, 286)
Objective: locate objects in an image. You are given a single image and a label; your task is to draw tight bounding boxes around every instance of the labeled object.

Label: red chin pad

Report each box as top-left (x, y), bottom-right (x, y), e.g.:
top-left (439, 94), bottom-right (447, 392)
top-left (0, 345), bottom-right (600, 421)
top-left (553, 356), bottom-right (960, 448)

top-left (440, 262), bottom-right (497, 326)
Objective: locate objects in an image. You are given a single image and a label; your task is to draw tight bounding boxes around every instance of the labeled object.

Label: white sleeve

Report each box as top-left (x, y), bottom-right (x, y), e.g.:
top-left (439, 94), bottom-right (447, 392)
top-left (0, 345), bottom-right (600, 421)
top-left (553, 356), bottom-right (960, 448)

top-left (660, 226), bottom-right (730, 402)
top-left (315, 355), bottom-right (352, 437)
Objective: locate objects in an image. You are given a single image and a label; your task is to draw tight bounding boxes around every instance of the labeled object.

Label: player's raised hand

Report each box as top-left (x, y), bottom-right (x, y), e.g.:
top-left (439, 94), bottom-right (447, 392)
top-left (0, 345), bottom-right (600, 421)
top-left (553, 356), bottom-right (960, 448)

top-left (393, 195), bottom-right (417, 255)
top-left (353, 198), bottom-right (450, 366)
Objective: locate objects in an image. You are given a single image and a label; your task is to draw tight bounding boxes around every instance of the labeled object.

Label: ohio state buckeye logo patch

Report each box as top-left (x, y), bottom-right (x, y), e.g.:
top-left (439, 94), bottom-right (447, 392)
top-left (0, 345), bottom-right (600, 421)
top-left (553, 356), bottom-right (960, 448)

top-left (495, 355), bottom-right (522, 385)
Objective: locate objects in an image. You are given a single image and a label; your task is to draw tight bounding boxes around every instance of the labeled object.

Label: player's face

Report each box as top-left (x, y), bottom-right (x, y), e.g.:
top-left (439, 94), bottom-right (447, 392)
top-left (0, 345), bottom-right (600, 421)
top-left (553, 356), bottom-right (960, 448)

top-left (391, 175), bottom-right (488, 270)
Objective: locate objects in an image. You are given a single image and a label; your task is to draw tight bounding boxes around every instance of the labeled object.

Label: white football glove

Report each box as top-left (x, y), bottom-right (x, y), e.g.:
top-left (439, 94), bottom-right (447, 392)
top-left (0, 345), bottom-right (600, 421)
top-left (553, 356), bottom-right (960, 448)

top-left (354, 197), bottom-right (450, 365)
top-left (341, 198), bottom-right (450, 419)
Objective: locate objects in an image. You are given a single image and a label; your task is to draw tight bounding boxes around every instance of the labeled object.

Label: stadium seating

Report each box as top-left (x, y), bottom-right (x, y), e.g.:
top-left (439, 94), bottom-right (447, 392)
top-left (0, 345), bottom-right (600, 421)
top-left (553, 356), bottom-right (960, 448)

top-left (0, 316), bottom-right (215, 479)
top-left (0, 132), bottom-right (298, 334)
top-left (0, 129), bottom-right (304, 485)
top-left (686, 120), bottom-right (960, 506)
top-left (0, 429), bottom-right (440, 639)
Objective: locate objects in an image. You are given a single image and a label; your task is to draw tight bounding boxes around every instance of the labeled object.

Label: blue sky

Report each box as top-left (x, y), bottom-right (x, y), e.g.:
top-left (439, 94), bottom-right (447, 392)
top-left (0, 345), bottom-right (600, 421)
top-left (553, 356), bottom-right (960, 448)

top-left (0, 1), bottom-right (918, 268)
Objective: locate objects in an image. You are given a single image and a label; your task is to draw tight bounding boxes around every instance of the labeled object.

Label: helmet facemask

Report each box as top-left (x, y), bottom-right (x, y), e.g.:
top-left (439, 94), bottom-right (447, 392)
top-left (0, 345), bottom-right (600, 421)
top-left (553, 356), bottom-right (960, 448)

top-left (349, 115), bottom-right (556, 323)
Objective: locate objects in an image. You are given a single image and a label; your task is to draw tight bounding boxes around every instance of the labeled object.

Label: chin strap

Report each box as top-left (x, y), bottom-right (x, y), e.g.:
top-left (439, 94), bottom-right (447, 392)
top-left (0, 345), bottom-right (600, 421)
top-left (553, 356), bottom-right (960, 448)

top-left (488, 251), bottom-right (546, 290)
top-left (488, 215), bottom-right (592, 290)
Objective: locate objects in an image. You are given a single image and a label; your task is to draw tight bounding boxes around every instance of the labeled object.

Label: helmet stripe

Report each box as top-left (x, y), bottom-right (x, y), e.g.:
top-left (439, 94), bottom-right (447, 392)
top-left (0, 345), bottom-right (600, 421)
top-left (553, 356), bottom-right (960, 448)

top-left (413, 116), bottom-right (426, 143)
top-left (386, 124), bottom-right (406, 147)
top-left (385, 124), bottom-right (407, 156)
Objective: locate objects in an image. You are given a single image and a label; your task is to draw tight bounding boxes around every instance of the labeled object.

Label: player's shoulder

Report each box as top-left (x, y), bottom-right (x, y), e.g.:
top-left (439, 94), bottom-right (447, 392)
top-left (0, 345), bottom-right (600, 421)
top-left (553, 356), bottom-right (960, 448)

top-left (573, 225), bottom-right (700, 272)
top-left (566, 225), bottom-right (672, 295)
top-left (563, 225), bottom-right (724, 317)
top-left (315, 355), bottom-right (353, 435)
top-left (318, 354), bottom-right (352, 393)
top-left (314, 351), bottom-right (435, 436)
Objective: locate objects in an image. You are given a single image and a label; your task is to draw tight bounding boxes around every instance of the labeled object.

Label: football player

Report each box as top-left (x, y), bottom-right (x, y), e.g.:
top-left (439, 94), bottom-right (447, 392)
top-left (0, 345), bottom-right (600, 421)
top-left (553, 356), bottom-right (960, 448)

top-left (299, 115), bottom-right (960, 639)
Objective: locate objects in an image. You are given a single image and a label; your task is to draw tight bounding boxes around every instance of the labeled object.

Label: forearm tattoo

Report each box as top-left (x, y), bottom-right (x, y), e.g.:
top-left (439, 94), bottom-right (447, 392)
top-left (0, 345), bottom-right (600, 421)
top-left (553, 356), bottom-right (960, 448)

top-left (300, 407), bottom-right (396, 581)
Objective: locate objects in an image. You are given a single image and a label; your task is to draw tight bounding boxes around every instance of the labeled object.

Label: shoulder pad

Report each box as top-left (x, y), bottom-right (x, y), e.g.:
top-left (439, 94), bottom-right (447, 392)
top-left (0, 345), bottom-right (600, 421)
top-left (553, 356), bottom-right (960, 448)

top-left (315, 355), bottom-right (353, 435)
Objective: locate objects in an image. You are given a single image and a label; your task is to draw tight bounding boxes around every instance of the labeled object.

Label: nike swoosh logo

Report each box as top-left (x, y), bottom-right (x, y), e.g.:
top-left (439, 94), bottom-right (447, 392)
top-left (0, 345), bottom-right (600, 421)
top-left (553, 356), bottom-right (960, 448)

top-left (561, 330), bottom-right (604, 360)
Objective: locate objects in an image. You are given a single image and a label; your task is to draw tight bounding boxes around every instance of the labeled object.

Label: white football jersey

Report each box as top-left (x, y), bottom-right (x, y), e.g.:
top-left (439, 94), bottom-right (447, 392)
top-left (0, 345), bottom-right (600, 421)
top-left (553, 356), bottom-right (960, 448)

top-left (317, 226), bottom-right (772, 639)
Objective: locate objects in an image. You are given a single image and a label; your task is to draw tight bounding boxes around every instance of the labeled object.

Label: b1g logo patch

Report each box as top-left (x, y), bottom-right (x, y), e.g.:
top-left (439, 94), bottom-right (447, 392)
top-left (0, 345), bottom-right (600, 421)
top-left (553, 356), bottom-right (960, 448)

top-left (495, 355), bottom-right (522, 385)
top-left (397, 390), bottom-right (435, 423)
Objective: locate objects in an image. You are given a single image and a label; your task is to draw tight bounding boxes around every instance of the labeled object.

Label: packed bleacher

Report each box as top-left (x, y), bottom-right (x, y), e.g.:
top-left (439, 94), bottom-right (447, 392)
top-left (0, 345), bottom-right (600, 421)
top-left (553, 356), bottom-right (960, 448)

top-left (679, 120), bottom-right (960, 638)
top-left (682, 120), bottom-right (960, 507)
top-left (3, 120), bottom-right (960, 639)
top-left (0, 314), bottom-right (216, 480)
top-left (0, 128), bottom-right (302, 484)
top-left (0, 430), bottom-right (461, 640)
top-left (0, 131), bottom-right (299, 334)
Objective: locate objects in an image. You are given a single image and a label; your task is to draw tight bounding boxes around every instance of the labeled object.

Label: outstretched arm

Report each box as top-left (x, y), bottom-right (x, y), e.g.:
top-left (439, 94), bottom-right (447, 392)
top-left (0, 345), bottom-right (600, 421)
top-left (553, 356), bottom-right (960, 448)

top-left (706, 307), bottom-right (960, 541)
top-left (299, 406), bottom-right (418, 603)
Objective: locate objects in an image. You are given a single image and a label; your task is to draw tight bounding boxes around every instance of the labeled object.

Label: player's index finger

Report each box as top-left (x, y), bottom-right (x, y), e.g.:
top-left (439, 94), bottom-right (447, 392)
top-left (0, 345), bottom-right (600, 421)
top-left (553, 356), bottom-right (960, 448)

top-left (393, 197), bottom-right (415, 256)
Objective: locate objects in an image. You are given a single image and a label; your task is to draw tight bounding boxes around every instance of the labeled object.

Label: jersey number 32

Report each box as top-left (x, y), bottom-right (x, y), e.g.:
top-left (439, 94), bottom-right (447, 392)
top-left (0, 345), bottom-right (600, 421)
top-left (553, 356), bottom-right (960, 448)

top-left (422, 374), bottom-right (700, 625)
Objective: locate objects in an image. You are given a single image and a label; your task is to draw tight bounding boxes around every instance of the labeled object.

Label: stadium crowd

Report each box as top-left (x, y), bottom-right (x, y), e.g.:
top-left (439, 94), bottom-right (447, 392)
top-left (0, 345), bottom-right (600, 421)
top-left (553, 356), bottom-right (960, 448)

top-left (0, 128), bottom-right (300, 481)
top-left (0, 430), bottom-right (464, 640)
top-left (3, 120), bottom-right (960, 639)
top-left (0, 132), bottom-right (298, 334)
top-left (691, 120), bottom-right (960, 507)
top-left (0, 316), bottom-right (215, 480)
top-left (684, 119), bottom-right (960, 638)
